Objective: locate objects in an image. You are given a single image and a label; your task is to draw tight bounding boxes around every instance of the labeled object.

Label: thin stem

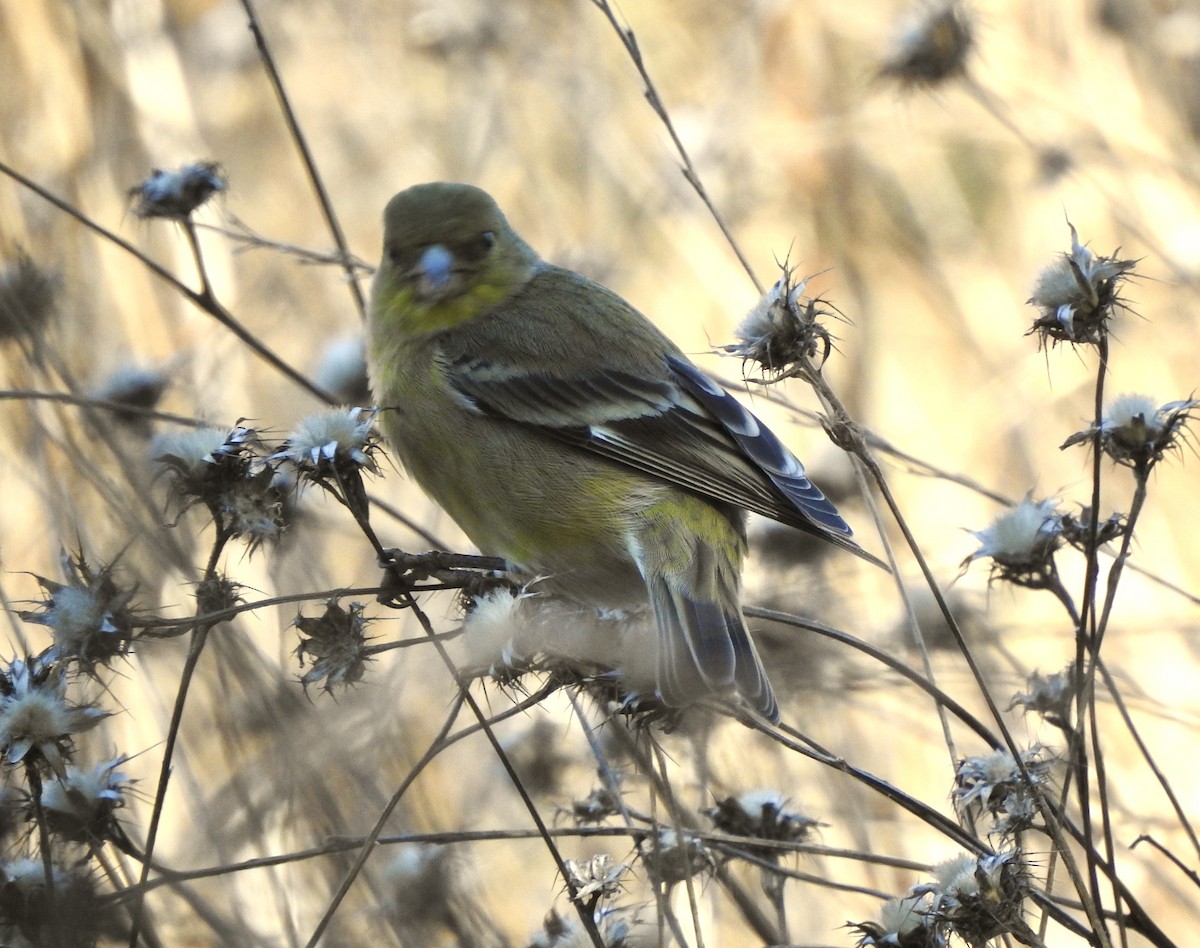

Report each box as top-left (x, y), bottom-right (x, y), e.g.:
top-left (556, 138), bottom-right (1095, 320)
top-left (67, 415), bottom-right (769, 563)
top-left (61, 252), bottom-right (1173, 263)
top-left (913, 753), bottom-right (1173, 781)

top-left (237, 0), bottom-right (368, 322)
top-left (0, 389), bottom-right (210, 428)
top-left (304, 693), bottom-right (466, 946)
top-left (1091, 472), bottom-right (1149, 661)
top-left (1131, 835), bottom-right (1200, 889)
top-left (26, 765), bottom-right (65, 948)
top-left (181, 220), bottom-right (213, 300)
top-left (127, 620), bottom-right (213, 948)
top-left (1098, 659), bottom-right (1200, 860)
top-left (0, 159), bottom-right (334, 403)
top-left (650, 743), bottom-right (707, 948)
top-left (744, 606), bottom-right (999, 747)
top-left (588, 0), bottom-right (762, 293)
top-left (858, 466), bottom-right (962, 768)
top-left (128, 525), bottom-right (232, 947)
top-left (1072, 333), bottom-right (1110, 939)
top-left (396, 591), bottom-right (606, 948)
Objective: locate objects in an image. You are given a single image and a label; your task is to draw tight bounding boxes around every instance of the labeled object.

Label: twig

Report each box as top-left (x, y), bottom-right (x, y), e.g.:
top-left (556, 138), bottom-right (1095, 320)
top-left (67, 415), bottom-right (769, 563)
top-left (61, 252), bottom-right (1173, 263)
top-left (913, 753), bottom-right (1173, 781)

top-left (237, 0), bottom-right (368, 322)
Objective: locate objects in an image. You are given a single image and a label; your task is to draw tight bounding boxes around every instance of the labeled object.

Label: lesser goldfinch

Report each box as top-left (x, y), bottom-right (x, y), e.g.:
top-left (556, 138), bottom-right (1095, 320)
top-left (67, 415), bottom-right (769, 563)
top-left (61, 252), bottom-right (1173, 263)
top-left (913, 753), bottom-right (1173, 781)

top-left (369, 182), bottom-right (874, 722)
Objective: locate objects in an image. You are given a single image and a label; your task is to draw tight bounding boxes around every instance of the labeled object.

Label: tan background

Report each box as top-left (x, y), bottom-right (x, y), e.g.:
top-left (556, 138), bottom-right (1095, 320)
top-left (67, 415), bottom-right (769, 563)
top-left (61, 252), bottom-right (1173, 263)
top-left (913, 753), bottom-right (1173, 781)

top-left (1, 0), bottom-right (1197, 944)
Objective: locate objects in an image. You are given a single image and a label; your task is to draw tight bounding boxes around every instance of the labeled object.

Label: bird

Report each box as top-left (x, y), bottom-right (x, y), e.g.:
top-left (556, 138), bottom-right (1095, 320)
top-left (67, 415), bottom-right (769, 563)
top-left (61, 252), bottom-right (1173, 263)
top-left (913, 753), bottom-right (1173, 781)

top-left (367, 182), bottom-right (877, 722)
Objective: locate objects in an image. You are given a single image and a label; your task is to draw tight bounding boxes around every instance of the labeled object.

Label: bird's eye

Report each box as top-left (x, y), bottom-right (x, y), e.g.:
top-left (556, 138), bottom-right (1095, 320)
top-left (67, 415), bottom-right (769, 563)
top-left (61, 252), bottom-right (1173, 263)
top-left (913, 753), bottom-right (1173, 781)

top-left (476, 231), bottom-right (496, 255)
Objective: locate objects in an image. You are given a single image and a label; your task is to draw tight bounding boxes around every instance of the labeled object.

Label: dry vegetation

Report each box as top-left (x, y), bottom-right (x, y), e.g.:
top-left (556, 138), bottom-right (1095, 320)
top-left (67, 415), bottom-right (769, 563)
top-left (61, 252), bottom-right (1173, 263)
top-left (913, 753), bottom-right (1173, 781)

top-left (1, 0), bottom-right (1199, 945)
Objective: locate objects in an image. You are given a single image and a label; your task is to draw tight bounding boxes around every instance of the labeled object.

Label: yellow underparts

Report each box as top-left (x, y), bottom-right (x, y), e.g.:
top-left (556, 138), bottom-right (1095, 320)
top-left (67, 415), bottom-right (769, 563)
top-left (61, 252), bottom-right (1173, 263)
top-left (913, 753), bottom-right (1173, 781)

top-left (634, 494), bottom-right (745, 603)
top-left (378, 281), bottom-right (515, 335)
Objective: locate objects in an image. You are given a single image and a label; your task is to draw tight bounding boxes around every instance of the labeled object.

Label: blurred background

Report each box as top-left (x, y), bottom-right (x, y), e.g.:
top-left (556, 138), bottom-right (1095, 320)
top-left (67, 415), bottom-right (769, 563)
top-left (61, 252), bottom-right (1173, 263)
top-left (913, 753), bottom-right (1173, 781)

top-left (1, 0), bottom-right (1198, 944)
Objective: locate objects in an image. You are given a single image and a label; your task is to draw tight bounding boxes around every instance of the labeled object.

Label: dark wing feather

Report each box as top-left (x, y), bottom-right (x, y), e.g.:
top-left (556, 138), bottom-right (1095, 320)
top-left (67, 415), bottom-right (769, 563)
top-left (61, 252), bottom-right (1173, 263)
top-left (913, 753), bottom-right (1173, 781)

top-left (445, 350), bottom-right (882, 563)
top-left (664, 356), bottom-right (857, 538)
top-left (650, 575), bottom-right (779, 722)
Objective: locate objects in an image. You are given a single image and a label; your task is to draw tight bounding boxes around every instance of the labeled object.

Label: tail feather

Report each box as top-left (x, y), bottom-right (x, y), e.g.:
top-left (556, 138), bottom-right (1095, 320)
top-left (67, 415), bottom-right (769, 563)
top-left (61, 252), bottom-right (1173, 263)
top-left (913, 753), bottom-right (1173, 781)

top-left (647, 574), bottom-right (779, 722)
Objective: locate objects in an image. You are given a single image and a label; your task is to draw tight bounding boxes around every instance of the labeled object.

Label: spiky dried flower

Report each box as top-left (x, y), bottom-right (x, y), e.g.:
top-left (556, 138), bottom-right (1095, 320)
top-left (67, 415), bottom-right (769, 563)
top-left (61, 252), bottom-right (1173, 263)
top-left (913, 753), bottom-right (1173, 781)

top-left (152, 425), bottom-right (253, 489)
top-left (294, 600), bottom-right (373, 694)
top-left (20, 552), bottom-right (137, 673)
top-left (0, 251), bottom-right (58, 343)
top-left (129, 161), bottom-right (225, 220)
top-left (0, 655), bottom-right (107, 779)
top-left (1062, 393), bottom-right (1197, 474)
top-left (273, 407), bottom-right (381, 522)
top-left (963, 496), bottom-right (1064, 590)
top-left (568, 785), bottom-right (622, 825)
top-left (195, 574), bottom-right (244, 619)
top-left (722, 265), bottom-right (837, 381)
top-left (849, 893), bottom-right (937, 947)
top-left (0, 858), bottom-right (111, 947)
top-left (924, 851), bottom-right (1033, 946)
top-left (952, 746), bottom-right (1053, 834)
top-left (152, 425), bottom-right (285, 549)
top-left (38, 756), bottom-right (131, 845)
top-left (1010, 667), bottom-right (1076, 729)
top-left (880, 1), bottom-right (975, 88)
top-left (563, 854), bottom-right (627, 909)
top-left (274, 407), bottom-right (380, 477)
top-left (459, 584), bottom-right (540, 686)
top-left (1060, 505), bottom-right (1128, 553)
top-left (636, 828), bottom-right (714, 888)
top-left (1027, 223), bottom-right (1136, 347)
top-left (854, 851), bottom-right (1032, 947)
top-left (707, 789), bottom-right (821, 862)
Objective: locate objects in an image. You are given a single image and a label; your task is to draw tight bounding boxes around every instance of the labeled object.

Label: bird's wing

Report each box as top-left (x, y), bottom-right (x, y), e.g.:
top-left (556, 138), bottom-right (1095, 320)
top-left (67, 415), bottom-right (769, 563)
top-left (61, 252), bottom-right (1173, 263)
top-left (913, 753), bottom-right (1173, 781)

top-left (440, 327), bottom-right (869, 558)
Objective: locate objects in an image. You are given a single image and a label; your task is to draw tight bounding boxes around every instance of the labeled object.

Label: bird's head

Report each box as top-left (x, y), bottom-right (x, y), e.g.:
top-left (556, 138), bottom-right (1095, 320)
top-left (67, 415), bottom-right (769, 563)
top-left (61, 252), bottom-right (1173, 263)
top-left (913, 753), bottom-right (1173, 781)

top-left (373, 182), bottom-right (539, 335)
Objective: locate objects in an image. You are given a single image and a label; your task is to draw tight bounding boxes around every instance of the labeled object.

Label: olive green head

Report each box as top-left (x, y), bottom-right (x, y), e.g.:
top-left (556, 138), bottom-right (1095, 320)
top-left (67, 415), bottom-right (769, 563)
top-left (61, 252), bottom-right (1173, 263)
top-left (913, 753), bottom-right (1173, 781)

top-left (373, 182), bottom-right (539, 334)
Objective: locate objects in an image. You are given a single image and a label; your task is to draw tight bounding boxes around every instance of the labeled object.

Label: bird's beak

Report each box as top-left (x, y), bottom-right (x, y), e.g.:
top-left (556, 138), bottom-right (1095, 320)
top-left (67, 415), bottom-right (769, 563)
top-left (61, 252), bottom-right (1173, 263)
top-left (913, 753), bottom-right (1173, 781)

top-left (412, 243), bottom-right (456, 301)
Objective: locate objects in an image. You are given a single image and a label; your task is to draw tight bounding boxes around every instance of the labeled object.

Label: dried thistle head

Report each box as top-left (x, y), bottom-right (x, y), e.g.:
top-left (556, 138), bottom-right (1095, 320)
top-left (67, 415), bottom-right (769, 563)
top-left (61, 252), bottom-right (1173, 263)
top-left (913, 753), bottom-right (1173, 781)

top-left (0, 858), bottom-right (114, 946)
top-left (722, 265), bottom-right (838, 382)
top-left (1027, 223), bottom-right (1136, 347)
top-left (92, 364), bottom-right (169, 432)
top-left (706, 789), bottom-right (821, 862)
top-left (128, 161), bottom-right (225, 220)
top-left (849, 893), bottom-right (936, 947)
top-left (0, 250), bottom-right (58, 343)
top-left (458, 584), bottom-right (544, 690)
top-left (152, 425), bottom-right (285, 549)
top-left (294, 600), bottom-right (374, 695)
top-left (273, 407), bottom-right (381, 479)
top-left (1059, 505), bottom-right (1128, 553)
top-left (194, 574), bottom-right (244, 618)
top-left (1061, 393), bottom-right (1197, 474)
top-left (529, 906), bottom-right (652, 948)
top-left (925, 851), bottom-right (1032, 946)
top-left (381, 844), bottom-right (456, 928)
top-left (273, 408), bottom-right (382, 522)
top-left (962, 495), bottom-right (1064, 590)
top-left (0, 654), bottom-right (107, 779)
top-left (567, 784), bottom-right (623, 825)
top-left (20, 552), bottom-right (138, 674)
top-left (879, 1), bottom-right (975, 89)
top-left (563, 854), bottom-right (628, 910)
top-left (636, 828), bottom-right (714, 888)
top-left (38, 756), bottom-right (131, 845)
top-left (952, 746), bottom-right (1053, 834)
top-left (1010, 667), bottom-right (1076, 729)
top-left (312, 335), bottom-right (371, 406)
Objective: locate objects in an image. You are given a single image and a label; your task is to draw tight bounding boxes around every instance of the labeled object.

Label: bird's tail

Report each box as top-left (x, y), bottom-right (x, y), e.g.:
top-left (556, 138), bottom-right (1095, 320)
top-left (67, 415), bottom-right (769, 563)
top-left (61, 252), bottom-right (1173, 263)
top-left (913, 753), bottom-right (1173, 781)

top-left (648, 575), bottom-right (779, 723)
